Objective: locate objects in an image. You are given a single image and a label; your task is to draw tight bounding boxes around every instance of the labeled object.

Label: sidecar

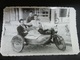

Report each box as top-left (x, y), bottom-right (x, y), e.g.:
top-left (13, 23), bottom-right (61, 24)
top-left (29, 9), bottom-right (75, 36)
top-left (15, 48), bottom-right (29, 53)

top-left (11, 24), bottom-right (66, 53)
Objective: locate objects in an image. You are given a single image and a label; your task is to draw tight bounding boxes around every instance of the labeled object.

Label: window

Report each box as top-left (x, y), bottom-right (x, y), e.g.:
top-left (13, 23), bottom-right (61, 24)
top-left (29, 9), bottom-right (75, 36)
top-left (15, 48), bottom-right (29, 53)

top-left (35, 8), bottom-right (50, 22)
top-left (55, 9), bottom-right (70, 24)
top-left (59, 9), bottom-right (67, 17)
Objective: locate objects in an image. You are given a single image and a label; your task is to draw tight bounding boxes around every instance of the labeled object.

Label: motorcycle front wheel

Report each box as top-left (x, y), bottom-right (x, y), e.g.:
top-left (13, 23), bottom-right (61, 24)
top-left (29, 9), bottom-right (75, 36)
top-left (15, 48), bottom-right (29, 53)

top-left (53, 35), bottom-right (66, 51)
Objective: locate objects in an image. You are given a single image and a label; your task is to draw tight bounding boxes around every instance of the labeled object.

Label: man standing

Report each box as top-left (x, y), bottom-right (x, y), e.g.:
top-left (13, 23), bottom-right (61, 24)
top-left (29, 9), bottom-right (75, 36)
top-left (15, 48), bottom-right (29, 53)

top-left (26, 12), bottom-right (34, 23)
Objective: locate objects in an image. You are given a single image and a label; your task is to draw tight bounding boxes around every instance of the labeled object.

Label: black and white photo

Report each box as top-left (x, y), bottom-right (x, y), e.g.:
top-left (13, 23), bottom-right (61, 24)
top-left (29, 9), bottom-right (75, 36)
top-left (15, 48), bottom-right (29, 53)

top-left (1, 7), bottom-right (79, 56)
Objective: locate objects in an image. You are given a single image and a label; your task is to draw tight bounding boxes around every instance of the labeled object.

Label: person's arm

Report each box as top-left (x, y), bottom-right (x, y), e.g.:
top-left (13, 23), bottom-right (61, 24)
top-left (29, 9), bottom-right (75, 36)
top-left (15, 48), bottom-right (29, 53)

top-left (26, 17), bottom-right (30, 23)
top-left (38, 21), bottom-right (43, 29)
top-left (25, 22), bottom-right (32, 27)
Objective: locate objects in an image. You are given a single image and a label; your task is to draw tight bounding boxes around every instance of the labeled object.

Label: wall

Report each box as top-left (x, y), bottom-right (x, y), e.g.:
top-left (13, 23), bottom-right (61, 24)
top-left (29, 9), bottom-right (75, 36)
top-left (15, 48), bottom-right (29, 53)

top-left (4, 8), bottom-right (19, 24)
top-left (51, 9), bottom-right (71, 44)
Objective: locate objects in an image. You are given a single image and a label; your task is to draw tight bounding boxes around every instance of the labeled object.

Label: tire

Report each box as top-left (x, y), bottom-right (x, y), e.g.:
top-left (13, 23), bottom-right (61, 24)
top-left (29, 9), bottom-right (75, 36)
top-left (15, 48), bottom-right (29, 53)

top-left (53, 35), bottom-right (66, 51)
top-left (11, 35), bottom-right (24, 53)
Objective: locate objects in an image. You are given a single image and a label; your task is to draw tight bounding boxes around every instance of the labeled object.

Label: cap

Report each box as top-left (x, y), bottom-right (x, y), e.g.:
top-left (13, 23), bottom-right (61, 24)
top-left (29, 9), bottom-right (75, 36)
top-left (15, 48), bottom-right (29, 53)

top-left (19, 19), bottom-right (24, 23)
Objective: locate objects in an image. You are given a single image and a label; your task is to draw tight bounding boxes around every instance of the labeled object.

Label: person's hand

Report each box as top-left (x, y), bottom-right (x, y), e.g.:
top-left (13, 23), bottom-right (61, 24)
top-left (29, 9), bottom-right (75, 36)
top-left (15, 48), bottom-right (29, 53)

top-left (24, 31), bottom-right (28, 33)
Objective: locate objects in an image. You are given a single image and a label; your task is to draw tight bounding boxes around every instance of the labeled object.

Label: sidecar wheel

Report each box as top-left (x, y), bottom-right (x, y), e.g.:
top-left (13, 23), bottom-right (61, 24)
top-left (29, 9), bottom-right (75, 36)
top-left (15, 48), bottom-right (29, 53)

top-left (53, 35), bottom-right (66, 51)
top-left (11, 35), bottom-right (24, 53)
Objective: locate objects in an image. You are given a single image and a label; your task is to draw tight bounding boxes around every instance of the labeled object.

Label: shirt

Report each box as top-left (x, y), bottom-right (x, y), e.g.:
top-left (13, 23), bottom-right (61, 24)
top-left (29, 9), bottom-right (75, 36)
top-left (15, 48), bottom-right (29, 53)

top-left (30, 20), bottom-right (42, 30)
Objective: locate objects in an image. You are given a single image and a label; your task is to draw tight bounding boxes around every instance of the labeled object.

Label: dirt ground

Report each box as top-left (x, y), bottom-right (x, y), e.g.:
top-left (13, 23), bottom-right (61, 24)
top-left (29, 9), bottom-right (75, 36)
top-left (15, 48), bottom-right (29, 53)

top-left (1, 35), bottom-right (73, 56)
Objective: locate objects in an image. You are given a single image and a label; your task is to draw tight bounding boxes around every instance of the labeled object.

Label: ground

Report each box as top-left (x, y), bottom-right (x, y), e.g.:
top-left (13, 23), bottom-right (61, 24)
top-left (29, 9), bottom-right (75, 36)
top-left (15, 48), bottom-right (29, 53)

top-left (1, 21), bottom-right (73, 56)
top-left (1, 35), bottom-right (73, 56)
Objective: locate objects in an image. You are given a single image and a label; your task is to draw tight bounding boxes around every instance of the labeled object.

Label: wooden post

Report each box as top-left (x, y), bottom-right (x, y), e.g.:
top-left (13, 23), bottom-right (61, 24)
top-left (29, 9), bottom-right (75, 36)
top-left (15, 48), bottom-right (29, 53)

top-left (51, 9), bottom-right (56, 25)
top-left (19, 8), bottom-right (23, 20)
top-left (15, 8), bottom-right (18, 21)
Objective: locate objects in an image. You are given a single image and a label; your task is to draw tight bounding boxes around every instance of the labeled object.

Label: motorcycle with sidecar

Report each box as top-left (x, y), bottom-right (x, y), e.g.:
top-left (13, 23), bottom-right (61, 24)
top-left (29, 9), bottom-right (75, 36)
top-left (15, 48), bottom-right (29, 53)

top-left (11, 23), bottom-right (66, 53)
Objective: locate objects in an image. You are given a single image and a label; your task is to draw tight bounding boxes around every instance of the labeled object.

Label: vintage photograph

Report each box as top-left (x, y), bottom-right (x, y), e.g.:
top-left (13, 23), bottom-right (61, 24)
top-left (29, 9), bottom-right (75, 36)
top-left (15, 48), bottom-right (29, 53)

top-left (1, 7), bottom-right (79, 56)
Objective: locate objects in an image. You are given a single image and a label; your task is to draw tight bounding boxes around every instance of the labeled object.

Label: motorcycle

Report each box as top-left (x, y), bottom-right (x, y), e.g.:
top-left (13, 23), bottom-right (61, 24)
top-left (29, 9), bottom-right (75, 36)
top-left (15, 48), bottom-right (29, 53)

top-left (11, 24), bottom-right (66, 53)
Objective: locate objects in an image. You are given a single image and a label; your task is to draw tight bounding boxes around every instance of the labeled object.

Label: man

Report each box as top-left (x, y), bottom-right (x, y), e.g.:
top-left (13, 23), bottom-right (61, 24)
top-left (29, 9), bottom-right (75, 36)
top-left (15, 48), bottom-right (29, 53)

top-left (26, 14), bottom-right (48, 34)
top-left (17, 19), bottom-right (28, 38)
top-left (25, 14), bottom-right (42, 39)
top-left (25, 14), bottom-right (51, 44)
top-left (26, 12), bottom-right (34, 23)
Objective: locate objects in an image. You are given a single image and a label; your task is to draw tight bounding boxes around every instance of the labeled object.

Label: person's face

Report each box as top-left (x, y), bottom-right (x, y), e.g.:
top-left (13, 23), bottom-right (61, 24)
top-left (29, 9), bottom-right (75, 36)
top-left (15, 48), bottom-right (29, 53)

top-left (20, 21), bottom-right (24, 25)
top-left (29, 13), bottom-right (32, 17)
top-left (34, 16), bottom-right (37, 20)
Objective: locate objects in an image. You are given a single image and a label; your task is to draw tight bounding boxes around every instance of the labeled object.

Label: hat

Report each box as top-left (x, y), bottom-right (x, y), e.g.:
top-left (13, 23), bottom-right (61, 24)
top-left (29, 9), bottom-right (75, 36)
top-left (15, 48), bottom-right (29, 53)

top-left (19, 19), bottom-right (24, 23)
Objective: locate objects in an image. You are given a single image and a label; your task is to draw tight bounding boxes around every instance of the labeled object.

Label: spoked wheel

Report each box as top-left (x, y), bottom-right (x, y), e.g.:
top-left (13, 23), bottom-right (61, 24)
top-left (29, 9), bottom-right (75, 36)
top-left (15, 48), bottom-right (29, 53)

top-left (53, 35), bottom-right (66, 51)
top-left (11, 35), bottom-right (24, 53)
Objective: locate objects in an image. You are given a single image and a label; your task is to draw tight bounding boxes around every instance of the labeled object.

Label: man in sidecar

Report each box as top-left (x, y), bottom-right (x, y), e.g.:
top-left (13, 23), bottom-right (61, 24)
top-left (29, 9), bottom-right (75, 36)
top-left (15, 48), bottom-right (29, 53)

top-left (25, 14), bottom-right (52, 35)
top-left (17, 19), bottom-right (28, 38)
